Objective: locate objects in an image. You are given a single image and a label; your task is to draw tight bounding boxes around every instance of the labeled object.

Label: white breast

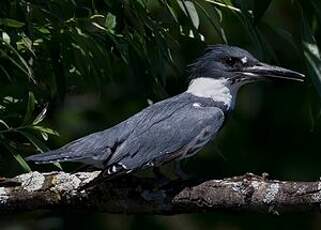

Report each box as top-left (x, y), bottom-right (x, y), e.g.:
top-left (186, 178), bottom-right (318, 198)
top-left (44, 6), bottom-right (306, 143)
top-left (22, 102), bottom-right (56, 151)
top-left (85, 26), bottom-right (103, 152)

top-left (186, 77), bottom-right (233, 109)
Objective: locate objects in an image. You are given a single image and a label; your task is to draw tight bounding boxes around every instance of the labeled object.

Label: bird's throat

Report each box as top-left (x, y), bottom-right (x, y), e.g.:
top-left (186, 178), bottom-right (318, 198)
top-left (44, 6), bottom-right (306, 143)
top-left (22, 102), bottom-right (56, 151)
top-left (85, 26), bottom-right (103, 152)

top-left (187, 77), bottom-right (234, 109)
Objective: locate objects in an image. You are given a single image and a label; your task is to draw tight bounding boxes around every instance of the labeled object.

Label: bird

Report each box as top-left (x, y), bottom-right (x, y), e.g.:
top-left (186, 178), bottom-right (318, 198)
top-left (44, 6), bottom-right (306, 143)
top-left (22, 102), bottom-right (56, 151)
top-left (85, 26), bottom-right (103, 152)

top-left (26, 45), bottom-right (305, 189)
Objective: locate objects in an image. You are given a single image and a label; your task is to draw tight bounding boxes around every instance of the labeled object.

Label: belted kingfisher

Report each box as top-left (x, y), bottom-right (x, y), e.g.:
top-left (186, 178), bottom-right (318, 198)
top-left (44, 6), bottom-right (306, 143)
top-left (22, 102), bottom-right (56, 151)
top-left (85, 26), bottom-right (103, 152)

top-left (26, 45), bottom-right (305, 188)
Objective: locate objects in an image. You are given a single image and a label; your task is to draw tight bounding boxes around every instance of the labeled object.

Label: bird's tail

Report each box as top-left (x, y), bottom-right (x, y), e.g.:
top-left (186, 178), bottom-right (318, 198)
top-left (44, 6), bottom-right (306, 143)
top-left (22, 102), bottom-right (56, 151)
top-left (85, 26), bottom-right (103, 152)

top-left (25, 149), bottom-right (78, 164)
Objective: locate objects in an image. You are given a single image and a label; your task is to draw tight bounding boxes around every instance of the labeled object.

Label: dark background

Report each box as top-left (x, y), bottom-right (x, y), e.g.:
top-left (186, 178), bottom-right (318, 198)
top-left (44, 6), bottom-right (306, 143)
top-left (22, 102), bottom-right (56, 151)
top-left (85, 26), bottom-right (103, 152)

top-left (1, 0), bottom-right (321, 229)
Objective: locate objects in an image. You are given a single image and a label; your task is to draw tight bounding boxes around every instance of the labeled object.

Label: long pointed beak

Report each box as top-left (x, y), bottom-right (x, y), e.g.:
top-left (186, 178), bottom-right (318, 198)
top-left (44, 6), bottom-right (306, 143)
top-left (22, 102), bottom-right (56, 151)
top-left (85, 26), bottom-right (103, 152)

top-left (241, 62), bottom-right (305, 82)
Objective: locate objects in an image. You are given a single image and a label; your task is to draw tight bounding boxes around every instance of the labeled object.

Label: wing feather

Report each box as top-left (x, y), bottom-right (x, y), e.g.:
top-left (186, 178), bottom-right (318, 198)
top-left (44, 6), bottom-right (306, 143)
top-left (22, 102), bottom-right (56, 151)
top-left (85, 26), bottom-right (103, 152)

top-left (104, 101), bottom-right (225, 176)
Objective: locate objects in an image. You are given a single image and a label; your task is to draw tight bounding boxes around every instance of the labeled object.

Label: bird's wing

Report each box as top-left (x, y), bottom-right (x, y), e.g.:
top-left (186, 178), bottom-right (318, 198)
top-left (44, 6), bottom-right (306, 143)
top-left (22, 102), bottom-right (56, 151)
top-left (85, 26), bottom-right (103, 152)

top-left (26, 93), bottom-right (193, 168)
top-left (100, 99), bottom-right (225, 178)
top-left (26, 93), bottom-right (225, 176)
top-left (79, 98), bottom-right (225, 190)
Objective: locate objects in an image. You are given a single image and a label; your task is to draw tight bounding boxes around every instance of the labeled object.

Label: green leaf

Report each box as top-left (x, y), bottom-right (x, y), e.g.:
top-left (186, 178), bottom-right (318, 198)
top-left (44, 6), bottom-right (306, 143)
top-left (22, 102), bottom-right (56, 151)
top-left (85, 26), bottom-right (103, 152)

top-left (0, 40), bottom-right (34, 82)
top-left (32, 126), bottom-right (59, 136)
top-left (32, 106), bottom-right (47, 125)
top-left (36, 27), bottom-right (50, 34)
top-left (301, 13), bottom-right (321, 97)
top-left (193, 1), bottom-right (227, 43)
top-left (2, 32), bottom-right (10, 44)
top-left (13, 153), bottom-right (31, 172)
top-left (53, 162), bottom-right (63, 170)
top-left (18, 130), bottom-right (49, 152)
top-left (18, 130), bottom-right (62, 170)
top-left (41, 131), bottom-right (48, 141)
top-left (178, 0), bottom-right (200, 29)
top-left (92, 22), bottom-right (108, 31)
top-left (16, 35), bottom-right (35, 56)
top-left (303, 43), bottom-right (321, 96)
top-left (32, 126), bottom-right (52, 141)
top-left (0, 119), bottom-right (9, 129)
top-left (22, 92), bottom-right (36, 126)
top-left (2, 142), bottom-right (31, 172)
top-left (13, 152), bottom-right (31, 172)
top-left (161, 0), bottom-right (179, 23)
top-left (105, 13), bottom-right (116, 31)
top-left (253, 0), bottom-right (271, 23)
top-left (0, 18), bottom-right (25, 28)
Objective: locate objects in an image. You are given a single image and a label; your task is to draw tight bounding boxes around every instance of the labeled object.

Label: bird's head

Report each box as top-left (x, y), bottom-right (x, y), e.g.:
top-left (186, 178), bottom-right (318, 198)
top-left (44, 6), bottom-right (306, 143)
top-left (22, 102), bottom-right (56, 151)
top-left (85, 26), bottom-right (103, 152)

top-left (189, 45), bottom-right (305, 86)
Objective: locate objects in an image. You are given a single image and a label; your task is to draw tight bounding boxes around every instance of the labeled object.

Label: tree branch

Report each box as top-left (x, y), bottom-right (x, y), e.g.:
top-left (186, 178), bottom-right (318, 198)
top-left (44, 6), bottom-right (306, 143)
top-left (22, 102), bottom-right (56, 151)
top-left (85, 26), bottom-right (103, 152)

top-left (1, 171), bottom-right (321, 214)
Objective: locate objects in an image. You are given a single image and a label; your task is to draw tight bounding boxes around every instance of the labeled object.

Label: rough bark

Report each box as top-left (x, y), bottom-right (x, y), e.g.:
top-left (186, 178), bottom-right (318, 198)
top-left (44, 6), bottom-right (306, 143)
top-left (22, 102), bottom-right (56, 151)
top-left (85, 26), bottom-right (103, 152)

top-left (0, 171), bottom-right (321, 214)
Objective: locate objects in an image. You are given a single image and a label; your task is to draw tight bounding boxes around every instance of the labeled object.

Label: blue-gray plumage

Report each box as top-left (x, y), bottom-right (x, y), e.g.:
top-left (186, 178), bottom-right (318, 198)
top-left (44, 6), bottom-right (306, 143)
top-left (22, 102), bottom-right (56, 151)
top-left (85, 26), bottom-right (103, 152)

top-left (26, 45), bottom-right (305, 188)
top-left (27, 93), bottom-right (225, 173)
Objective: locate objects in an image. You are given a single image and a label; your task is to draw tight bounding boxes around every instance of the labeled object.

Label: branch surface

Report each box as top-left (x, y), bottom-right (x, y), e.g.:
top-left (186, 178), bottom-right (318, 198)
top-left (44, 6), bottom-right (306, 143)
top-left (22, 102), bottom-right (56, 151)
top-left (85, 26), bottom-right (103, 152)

top-left (1, 171), bottom-right (321, 214)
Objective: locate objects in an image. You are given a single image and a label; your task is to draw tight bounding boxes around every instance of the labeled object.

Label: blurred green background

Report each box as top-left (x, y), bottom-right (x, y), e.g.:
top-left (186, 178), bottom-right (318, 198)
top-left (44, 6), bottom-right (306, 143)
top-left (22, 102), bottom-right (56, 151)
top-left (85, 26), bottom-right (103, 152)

top-left (1, 0), bottom-right (321, 229)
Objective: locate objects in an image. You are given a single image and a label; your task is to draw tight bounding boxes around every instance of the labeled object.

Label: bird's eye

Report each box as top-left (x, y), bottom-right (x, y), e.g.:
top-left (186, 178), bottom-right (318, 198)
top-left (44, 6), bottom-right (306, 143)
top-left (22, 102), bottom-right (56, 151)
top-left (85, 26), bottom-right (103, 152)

top-left (224, 57), bottom-right (239, 66)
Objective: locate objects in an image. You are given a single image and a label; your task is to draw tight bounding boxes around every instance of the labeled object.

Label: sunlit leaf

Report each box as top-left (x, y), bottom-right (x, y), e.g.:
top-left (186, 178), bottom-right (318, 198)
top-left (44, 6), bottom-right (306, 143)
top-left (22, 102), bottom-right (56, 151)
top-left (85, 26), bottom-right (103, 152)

top-left (32, 126), bottom-right (59, 136)
top-left (193, 1), bottom-right (227, 43)
top-left (304, 43), bottom-right (321, 96)
top-left (205, 0), bottom-right (242, 13)
top-left (105, 13), bottom-right (116, 31)
top-left (2, 32), bottom-right (10, 43)
top-left (0, 119), bottom-right (9, 129)
top-left (178, 0), bottom-right (200, 29)
top-left (32, 106), bottom-right (47, 125)
top-left (41, 131), bottom-right (48, 141)
top-left (36, 27), bottom-right (50, 34)
top-left (53, 162), bottom-right (63, 170)
top-left (301, 13), bottom-right (321, 97)
top-left (0, 18), bottom-right (25, 28)
top-left (16, 35), bottom-right (35, 56)
top-left (92, 21), bottom-right (108, 32)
